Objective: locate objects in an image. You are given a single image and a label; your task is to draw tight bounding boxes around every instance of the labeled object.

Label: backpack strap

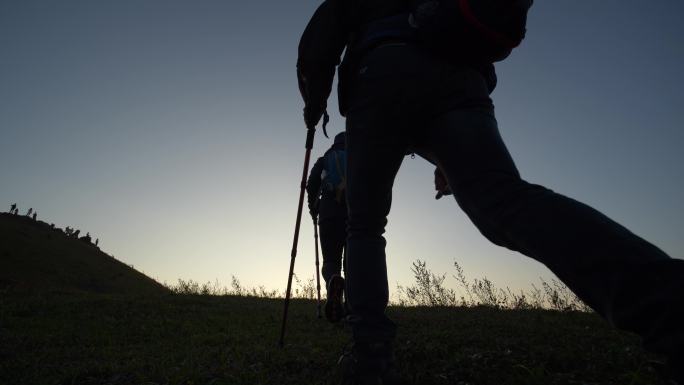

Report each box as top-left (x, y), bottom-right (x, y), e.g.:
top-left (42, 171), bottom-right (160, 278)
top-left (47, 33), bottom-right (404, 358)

top-left (458, 0), bottom-right (522, 49)
top-left (322, 110), bottom-right (331, 138)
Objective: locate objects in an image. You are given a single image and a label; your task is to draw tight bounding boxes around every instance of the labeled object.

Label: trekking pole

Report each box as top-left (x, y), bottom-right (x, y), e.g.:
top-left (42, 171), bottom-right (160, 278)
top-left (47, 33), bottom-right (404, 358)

top-left (279, 127), bottom-right (316, 347)
top-left (313, 216), bottom-right (322, 318)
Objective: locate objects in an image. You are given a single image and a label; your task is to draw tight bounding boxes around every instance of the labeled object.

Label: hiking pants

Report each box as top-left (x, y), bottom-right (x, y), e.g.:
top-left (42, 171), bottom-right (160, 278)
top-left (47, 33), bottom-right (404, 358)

top-left (318, 195), bottom-right (347, 286)
top-left (343, 43), bottom-right (684, 358)
top-left (319, 215), bottom-right (346, 286)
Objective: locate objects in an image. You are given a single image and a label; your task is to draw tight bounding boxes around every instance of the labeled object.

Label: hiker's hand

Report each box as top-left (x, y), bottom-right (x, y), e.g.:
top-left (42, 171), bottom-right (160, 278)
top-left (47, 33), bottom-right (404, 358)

top-left (299, 70), bottom-right (324, 129)
top-left (308, 202), bottom-right (319, 220)
top-left (303, 102), bottom-right (326, 130)
top-left (434, 167), bottom-right (452, 200)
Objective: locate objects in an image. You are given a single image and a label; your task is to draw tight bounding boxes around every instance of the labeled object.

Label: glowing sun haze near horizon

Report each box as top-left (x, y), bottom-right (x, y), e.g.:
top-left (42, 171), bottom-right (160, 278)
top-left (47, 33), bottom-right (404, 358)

top-left (1, 0), bottom-right (682, 296)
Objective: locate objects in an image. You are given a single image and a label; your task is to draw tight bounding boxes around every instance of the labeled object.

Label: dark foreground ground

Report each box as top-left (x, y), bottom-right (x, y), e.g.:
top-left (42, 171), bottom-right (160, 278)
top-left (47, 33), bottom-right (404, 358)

top-left (0, 293), bottom-right (670, 385)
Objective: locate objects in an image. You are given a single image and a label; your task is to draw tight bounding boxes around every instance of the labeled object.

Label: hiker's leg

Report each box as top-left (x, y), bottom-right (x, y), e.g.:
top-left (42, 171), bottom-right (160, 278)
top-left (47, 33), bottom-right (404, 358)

top-left (345, 110), bottom-right (407, 344)
top-left (319, 216), bottom-right (347, 285)
top-left (424, 106), bottom-right (684, 357)
top-left (342, 43), bottom-right (422, 343)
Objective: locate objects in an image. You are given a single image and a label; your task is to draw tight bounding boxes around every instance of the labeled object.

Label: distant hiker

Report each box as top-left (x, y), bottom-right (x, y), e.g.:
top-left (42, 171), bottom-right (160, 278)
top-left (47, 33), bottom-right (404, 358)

top-left (10, 203), bottom-right (16, 213)
top-left (26, 208), bottom-right (32, 216)
top-left (32, 212), bottom-right (37, 221)
top-left (306, 132), bottom-right (348, 322)
top-left (95, 238), bottom-right (99, 247)
top-left (297, 1), bottom-right (684, 383)
top-left (81, 233), bottom-right (92, 243)
top-left (50, 223), bottom-right (55, 230)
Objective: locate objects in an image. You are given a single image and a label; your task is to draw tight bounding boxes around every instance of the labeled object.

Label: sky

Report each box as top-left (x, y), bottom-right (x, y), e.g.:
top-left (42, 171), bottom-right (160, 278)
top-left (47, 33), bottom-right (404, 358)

top-left (1, 0), bottom-right (683, 297)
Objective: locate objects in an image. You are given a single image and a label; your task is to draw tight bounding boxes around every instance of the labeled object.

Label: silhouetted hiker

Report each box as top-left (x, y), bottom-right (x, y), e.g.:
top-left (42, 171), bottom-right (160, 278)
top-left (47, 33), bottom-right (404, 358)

top-left (9, 203), bottom-right (16, 213)
top-left (95, 238), bottom-right (99, 247)
top-left (81, 233), bottom-right (92, 243)
top-left (297, 1), bottom-right (684, 383)
top-left (307, 132), bottom-right (348, 322)
top-left (26, 208), bottom-right (32, 217)
top-left (32, 212), bottom-right (37, 221)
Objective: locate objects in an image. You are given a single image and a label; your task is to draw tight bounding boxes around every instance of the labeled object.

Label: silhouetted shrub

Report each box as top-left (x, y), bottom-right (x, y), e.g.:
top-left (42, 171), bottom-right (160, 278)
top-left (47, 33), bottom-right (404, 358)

top-left (395, 259), bottom-right (591, 311)
top-left (166, 277), bottom-right (282, 298)
top-left (292, 274), bottom-right (317, 300)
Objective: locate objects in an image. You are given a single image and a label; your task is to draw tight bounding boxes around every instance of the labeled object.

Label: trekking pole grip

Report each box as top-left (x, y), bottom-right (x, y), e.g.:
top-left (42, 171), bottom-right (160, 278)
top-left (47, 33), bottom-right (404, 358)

top-left (305, 128), bottom-right (316, 150)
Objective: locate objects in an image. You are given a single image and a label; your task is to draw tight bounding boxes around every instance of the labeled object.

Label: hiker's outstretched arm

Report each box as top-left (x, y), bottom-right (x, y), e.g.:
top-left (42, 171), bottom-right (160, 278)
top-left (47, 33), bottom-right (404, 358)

top-left (297, 0), bottom-right (348, 129)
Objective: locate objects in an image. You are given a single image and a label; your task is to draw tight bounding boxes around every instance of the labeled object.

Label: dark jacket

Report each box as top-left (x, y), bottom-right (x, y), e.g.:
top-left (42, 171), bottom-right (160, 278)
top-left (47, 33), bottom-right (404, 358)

top-left (297, 0), bottom-right (498, 118)
top-left (297, 0), bottom-right (415, 118)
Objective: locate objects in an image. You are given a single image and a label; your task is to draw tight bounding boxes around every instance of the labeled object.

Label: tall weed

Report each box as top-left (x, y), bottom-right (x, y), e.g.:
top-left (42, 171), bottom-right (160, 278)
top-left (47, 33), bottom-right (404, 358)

top-left (395, 260), bottom-right (591, 311)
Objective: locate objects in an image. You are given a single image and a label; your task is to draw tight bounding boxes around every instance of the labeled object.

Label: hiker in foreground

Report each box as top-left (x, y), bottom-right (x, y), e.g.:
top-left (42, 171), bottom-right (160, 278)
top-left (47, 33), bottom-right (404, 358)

top-left (306, 132), bottom-right (348, 323)
top-left (297, 0), bottom-right (683, 384)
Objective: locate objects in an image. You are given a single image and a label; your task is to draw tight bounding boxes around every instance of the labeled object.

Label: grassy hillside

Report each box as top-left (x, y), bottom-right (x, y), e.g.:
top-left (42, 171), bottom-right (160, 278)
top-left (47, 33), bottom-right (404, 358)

top-left (0, 213), bottom-right (167, 295)
top-left (0, 212), bottom-right (671, 384)
top-left (0, 293), bottom-right (669, 385)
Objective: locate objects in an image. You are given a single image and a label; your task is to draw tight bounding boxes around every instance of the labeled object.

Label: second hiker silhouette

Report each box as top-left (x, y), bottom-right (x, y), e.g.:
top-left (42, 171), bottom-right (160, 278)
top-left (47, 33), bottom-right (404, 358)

top-left (307, 132), bottom-right (347, 322)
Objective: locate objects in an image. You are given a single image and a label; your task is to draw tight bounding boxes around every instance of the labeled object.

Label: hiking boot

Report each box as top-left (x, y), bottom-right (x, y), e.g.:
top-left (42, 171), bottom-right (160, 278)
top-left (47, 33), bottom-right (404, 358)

top-left (325, 275), bottom-right (345, 323)
top-left (337, 342), bottom-right (403, 385)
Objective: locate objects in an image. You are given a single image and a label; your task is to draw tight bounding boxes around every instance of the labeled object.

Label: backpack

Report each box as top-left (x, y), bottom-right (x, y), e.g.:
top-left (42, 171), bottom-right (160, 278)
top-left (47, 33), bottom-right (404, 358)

top-left (410, 0), bottom-right (533, 63)
top-left (322, 150), bottom-right (347, 203)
